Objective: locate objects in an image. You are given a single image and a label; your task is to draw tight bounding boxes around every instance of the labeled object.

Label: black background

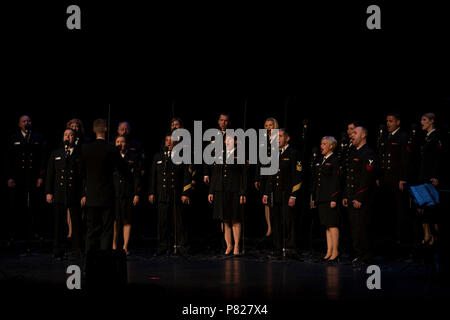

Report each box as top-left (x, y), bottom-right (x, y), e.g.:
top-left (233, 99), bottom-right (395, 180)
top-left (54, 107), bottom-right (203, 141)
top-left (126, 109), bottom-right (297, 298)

top-left (2, 0), bottom-right (450, 316)
top-left (2, 0), bottom-right (450, 240)
top-left (2, 1), bottom-right (449, 144)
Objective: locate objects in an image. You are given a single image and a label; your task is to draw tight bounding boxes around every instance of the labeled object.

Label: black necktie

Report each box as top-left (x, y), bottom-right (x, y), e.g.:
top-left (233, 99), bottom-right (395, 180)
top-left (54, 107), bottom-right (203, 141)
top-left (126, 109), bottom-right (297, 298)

top-left (388, 133), bottom-right (394, 143)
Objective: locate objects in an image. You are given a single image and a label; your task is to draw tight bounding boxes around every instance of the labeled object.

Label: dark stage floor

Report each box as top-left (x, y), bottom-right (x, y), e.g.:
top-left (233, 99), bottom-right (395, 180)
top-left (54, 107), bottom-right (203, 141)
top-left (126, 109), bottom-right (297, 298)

top-left (1, 241), bottom-right (449, 312)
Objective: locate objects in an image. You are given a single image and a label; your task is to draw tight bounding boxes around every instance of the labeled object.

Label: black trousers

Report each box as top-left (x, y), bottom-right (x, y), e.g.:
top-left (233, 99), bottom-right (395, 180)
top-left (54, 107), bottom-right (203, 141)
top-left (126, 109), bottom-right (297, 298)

top-left (53, 204), bottom-right (82, 255)
top-left (85, 206), bottom-right (114, 252)
top-left (271, 192), bottom-right (296, 252)
top-left (7, 187), bottom-right (42, 243)
top-left (347, 204), bottom-right (369, 260)
top-left (157, 201), bottom-right (187, 251)
top-left (380, 177), bottom-right (410, 243)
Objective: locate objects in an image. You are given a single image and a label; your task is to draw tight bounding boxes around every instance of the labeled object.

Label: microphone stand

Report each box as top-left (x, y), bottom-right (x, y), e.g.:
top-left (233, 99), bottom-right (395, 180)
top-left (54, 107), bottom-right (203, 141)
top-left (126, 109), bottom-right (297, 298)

top-left (242, 99), bottom-right (247, 256)
top-left (107, 104), bottom-right (111, 143)
top-left (64, 143), bottom-right (70, 260)
top-left (302, 119), bottom-right (312, 257)
top-left (310, 147), bottom-right (319, 255)
top-left (25, 129), bottom-right (32, 254)
top-left (407, 124), bottom-right (418, 212)
top-left (337, 132), bottom-right (348, 174)
top-left (166, 149), bottom-right (178, 255)
top-left (377, 125), bottom-right (385, 152)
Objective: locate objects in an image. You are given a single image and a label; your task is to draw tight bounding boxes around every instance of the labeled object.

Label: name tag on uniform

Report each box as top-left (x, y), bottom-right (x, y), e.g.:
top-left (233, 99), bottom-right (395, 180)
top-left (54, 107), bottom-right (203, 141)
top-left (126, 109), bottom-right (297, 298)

top-left (157, 160), bottom-right (162, 164)
top-left (353, 158), bottom-right (360, 161)
top-left (55, 157), bottom-right (62, 160)
top-left (14, 141), bottom-right (21, 145)
top-left (282, 158), bottom-right (290, 161)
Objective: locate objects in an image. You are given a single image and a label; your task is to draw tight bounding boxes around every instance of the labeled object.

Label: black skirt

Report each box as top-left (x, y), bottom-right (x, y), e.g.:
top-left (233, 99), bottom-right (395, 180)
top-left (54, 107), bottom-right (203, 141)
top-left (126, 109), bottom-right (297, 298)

top-left (115, 197), bottom-right (133, 225)
top-left (213, 191), bottom-right (244, 224)
top-left (418, 206), bottom-right (440, 224)
top-left (318, 203), bottom-right (339, 227)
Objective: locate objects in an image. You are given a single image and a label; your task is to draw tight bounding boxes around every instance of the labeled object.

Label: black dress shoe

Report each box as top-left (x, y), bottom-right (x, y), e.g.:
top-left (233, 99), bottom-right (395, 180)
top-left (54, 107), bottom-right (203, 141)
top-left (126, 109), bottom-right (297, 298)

top-left (352, 257), bottom-right (368, 268)
top-left (19, 248), bottom-right (32, 257)
top-left (154, 248), bottom-right (168, 256)
top-left (351, 257), bottom-right (360, 267)
top-left (175, 246), bottom-right (188, 256)
top-left (6, 238), bottom-right (14, 247)
top-left (67, 252), bottom-right (83, 261)
top-left (328, 255), bottom-right (340, 265)
top-left (268, 250), bottom-right (282, 258)
top-left (285, 250), bottom-right (300, 260)
top-left (52, 252), bottom-right (64, 261)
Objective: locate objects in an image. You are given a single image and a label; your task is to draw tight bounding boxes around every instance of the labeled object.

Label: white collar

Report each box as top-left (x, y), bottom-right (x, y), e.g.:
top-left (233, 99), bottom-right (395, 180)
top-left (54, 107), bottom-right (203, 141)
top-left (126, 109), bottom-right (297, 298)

top-left (280, 144), bottom-right (289, 154)
top-left (427, 128), bottom-right (436, 136)
top-left (356, 143), bottom-right (366, 150)
top-left (21, 130), bottom-right (27, 138)
top-left (390, 127), bottom-right (400, 136)
top-left (323, 152), bottom-right (333, 160)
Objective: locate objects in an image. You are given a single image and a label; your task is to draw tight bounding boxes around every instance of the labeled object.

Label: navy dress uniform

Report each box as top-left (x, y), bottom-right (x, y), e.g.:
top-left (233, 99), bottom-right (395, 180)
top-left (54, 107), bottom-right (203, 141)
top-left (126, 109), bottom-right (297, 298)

top-left (149, 149), bottom-right (192, 254)
top-left (312, 153), bottom-right (340, 227)
top-left (6, 130), bottom-right (47, 243)
top-left (113, 150), bottom-right (142, 245)
top-left (45, 146), bottom-right (82, 257)
top-left (418, 129), bottom-right (442, 185)
top-left (417, 129), bottom-right (442, 224)
top-left (264, 145), bottom-right (303, 254)
top-left (344, 144), bottom-right (377, 262)
top-left (377, 128), bottom-right (412, 244)
top-left (209, 150), bottom-right (247, 224)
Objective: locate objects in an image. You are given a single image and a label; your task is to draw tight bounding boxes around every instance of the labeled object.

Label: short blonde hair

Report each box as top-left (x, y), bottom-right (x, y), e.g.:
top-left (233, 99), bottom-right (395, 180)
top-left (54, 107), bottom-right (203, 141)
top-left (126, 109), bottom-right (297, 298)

top-left (422, 112), bottom-right (436, 127)
top-left (265, 117), bottom-right (279, 129)
top-left (322, 136), bottom-right (337, 151)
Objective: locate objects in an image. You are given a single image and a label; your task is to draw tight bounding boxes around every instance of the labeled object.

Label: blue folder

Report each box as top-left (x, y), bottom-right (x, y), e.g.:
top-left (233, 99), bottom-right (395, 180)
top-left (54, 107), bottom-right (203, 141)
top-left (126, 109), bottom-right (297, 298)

top-left (409, 183), bottom-right (440, 207)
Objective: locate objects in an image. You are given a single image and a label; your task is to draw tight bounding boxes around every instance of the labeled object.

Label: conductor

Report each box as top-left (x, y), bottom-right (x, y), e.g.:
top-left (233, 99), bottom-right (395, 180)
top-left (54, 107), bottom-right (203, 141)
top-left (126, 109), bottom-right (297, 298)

top-left (81, 119), bottom-right (127, 252)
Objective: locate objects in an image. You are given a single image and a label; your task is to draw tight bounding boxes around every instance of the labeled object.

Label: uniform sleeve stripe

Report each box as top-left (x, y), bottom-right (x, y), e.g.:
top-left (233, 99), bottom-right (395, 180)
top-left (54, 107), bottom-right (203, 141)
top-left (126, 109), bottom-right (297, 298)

top-left (330, 191), bottom-right (340, 197)
top-left (292, 182), bottom-right (302, 193)
top-left (356, 187), bottom-right (368, 194)
top-left (183, 184), bottom-right (192, 192)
